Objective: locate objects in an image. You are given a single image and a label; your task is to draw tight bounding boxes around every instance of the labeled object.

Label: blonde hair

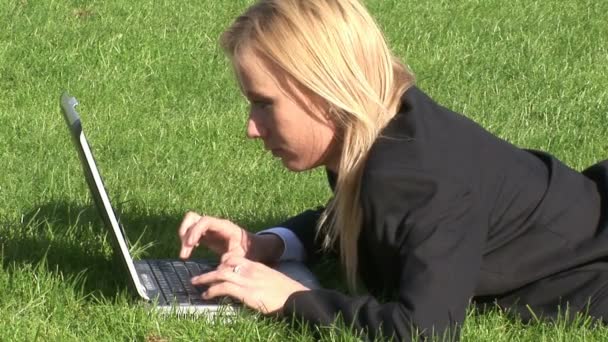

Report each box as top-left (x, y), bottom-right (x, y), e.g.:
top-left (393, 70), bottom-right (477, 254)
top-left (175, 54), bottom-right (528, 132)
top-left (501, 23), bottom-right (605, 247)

top-left (221, 0), bottom-right (414, 291)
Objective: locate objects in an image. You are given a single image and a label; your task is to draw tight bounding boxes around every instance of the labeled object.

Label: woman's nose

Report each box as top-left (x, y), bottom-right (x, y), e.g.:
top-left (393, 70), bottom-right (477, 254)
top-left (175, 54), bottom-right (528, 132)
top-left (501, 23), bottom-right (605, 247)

top-left (246, 116), bottom-right (265, 139)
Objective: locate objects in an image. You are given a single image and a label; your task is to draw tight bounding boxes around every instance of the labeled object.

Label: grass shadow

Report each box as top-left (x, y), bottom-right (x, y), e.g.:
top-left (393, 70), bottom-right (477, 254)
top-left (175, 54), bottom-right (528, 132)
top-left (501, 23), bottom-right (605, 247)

top-left (3, 200), bottom-right (333, 300)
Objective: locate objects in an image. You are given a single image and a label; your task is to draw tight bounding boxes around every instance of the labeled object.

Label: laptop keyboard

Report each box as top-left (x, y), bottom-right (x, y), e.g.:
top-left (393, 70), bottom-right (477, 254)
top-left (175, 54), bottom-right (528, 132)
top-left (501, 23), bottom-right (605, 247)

top-left (146, 259), bottom-right (217, 305)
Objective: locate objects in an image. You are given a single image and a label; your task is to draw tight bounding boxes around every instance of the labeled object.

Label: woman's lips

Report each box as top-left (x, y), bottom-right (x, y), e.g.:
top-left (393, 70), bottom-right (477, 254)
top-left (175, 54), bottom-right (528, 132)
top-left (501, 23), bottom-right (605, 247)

top-left (264, 143), bottom-right (284, 157)
top-left (270, 148), bottom-right (281, 157)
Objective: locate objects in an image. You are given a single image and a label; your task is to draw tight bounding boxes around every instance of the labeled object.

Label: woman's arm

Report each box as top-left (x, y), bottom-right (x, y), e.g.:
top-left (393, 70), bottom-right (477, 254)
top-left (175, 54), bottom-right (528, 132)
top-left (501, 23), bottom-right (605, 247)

top-left (275, 207), bottom-right (328, 264)
top-left (261, 169), bottom-right (338, 264)
top-left (282, 169), bottom-right (485, 341)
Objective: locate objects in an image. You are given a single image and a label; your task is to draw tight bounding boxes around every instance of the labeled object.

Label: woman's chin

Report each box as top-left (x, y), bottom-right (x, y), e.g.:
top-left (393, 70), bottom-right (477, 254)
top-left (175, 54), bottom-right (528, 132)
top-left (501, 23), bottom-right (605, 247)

top-left (281, 157), bottom-right (325, 172)
top-left (281, 160), bottom-right (306, 172)
top-left (280, 157), bottom-right (311, 172)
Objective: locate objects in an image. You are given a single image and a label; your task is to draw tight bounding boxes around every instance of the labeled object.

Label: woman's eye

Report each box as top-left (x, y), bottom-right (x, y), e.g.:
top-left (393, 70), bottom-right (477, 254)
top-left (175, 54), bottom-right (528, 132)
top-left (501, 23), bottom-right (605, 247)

top-left (252, 101), bottom-right (272, 108)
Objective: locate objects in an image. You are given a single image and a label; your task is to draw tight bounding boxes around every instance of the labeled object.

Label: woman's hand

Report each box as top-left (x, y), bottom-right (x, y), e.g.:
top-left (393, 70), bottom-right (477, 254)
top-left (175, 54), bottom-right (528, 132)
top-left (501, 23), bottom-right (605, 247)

top-left (191, 255), bottom-right (310, 314)
top-left (177, 212), bottom-right (284, 264)
top-left (178, 212), bottom-right (251, 260)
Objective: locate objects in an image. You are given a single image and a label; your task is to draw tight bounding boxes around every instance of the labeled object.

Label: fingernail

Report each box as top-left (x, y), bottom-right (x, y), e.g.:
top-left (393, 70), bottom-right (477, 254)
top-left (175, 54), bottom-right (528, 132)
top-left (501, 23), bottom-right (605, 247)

top-left (190, 277), bottom-right (197, 283)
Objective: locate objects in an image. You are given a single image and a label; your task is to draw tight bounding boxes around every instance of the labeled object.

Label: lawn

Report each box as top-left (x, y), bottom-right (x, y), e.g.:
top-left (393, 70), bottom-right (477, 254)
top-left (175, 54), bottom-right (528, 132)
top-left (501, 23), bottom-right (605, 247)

top-left (1, 0), bottom-right (607, 340)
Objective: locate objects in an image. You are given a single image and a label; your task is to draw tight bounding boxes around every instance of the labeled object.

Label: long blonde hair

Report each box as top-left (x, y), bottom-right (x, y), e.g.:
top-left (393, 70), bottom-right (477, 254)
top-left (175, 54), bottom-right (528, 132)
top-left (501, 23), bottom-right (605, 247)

top-left (220, 0), bottom-right (414, 291)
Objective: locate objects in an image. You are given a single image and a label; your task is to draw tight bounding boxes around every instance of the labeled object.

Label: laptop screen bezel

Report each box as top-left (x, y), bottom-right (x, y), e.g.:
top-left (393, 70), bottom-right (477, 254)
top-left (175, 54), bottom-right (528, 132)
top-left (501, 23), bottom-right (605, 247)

top-left (60, 93), bottom-right (149, 300)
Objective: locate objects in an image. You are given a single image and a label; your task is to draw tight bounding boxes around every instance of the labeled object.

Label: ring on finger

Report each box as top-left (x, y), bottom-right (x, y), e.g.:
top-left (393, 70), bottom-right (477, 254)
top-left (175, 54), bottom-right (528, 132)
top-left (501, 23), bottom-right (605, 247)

top-left (233, 264), bottom-right (243, 274)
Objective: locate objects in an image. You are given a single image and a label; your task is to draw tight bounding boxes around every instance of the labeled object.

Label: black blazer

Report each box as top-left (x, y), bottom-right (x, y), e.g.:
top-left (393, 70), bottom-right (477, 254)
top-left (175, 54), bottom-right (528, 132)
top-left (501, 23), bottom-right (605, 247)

top-left (279, 86), bottom-right (608, 341)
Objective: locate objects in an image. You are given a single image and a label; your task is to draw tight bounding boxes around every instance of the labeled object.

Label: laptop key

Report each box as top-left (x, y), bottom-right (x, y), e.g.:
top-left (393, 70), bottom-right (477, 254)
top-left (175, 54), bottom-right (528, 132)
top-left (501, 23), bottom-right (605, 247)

top-left (154, 261), bottom-right (191, 304)
top-left (187, 260), bottom-right (217, 274)
top-left (147, 259), bottom-right (224, 306)
top-left (149, 261), bottom-right (173, 294)
top-left (172, 262), bottom-right (202, 298)
top-left (184, 261), bottom-right (204, 276)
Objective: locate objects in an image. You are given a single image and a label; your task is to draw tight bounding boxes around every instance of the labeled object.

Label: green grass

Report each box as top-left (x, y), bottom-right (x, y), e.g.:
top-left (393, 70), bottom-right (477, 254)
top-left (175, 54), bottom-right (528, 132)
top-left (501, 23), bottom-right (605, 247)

top-left (1, 0), bottom-right (607, 340)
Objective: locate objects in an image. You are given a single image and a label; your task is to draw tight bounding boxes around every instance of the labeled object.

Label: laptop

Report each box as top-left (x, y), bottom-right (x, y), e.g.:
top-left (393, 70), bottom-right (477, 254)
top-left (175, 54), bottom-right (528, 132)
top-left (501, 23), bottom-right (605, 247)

top-left (60, 92), bottom-right (319, 315)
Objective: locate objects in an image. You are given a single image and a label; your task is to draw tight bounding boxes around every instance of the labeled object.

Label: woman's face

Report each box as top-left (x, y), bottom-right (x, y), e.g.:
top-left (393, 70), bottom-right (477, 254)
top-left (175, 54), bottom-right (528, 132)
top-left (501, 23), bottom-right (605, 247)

top-left (234, 48), bottom-right (339, 172)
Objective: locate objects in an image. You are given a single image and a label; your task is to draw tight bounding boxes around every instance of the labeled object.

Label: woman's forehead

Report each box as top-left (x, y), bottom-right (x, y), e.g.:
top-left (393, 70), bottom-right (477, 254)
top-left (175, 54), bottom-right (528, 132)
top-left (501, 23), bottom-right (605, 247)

top-left (234, 49), bottom-right (305, 102)
top-left (234, 49), bottom-right (278, 90)
top-left (232, 46), bottom-right (320, 107)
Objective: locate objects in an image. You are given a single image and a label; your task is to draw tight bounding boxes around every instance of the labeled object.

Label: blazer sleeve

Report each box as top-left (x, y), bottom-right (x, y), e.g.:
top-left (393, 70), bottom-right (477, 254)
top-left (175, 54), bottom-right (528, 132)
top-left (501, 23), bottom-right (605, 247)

top-left (278, 207), bottom-right (327, 263)
top-left (282, 169), bottom-right (486, 341)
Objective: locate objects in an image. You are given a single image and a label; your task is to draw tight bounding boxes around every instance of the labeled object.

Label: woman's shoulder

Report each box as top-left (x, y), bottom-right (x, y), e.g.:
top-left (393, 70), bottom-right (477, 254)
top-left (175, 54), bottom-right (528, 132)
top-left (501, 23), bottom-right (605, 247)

top-left (364, 87), bottom-right (476, 182)
top-left (360, 86), bottom-right (516, 212)
top-left (364, 86), bottom-right (533, 191)
top-left (361, 135), bottom-right (473, 214)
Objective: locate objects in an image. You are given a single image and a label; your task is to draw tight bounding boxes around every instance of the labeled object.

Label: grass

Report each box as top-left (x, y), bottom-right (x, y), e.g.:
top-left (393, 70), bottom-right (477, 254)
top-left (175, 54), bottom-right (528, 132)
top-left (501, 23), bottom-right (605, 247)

top-left (1, 0), bottom-right (607, 340)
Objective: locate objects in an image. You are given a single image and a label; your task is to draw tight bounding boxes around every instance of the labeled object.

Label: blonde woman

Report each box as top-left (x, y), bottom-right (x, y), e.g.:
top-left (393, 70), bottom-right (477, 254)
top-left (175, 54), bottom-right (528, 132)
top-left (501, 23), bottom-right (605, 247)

top-left (178, 0), bottom-right (608, 340)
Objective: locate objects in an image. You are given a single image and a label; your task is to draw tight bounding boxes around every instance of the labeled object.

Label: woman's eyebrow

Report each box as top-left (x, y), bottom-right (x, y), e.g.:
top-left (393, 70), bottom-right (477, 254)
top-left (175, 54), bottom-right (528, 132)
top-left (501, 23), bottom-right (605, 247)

top-left (245, 90), bottom-right (274, 102)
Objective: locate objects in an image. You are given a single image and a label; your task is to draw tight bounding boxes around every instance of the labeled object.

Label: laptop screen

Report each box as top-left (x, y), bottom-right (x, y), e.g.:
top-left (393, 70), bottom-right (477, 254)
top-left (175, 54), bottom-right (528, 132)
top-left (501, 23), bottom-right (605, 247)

top-left (60, 93), bottom-right (149, 299)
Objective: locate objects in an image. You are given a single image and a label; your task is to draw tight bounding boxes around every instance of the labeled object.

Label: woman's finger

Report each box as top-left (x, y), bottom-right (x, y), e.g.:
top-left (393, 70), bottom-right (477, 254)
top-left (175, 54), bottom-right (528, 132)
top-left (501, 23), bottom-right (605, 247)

top-left (219, 253), bottom-right (235, 267)
top-left (216, 258), bottom-right (253, 278)
top-left (191, 267), bottom-right (244, 287)
top-left (219, 251), bottom-right (249, 266)
top-left (188, 216), bottom-right (214, 245)
top-left (203, 281), bottom-right (243, 301)
top-left (220, 254), bottom-right (249, 268)
top-left (216, 262), bottom-right (245, 275)
top-left (177, 211), bottom-right (201, 239)
top-left (186, 216), bottom-right (232, 246)
top-left (179, 216), bottom-right (212, 259)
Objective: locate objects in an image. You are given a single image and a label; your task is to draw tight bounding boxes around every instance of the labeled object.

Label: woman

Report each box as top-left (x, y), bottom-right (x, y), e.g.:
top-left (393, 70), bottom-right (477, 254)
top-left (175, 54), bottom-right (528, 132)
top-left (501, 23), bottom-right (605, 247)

top-left (177, 0), bottom-right (608, 340)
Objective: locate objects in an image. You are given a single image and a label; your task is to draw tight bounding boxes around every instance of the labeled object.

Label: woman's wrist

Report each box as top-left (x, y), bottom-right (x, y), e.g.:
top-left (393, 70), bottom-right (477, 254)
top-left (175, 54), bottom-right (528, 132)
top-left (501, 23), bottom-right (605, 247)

top-left (251, 233), bottom-right (285, 264)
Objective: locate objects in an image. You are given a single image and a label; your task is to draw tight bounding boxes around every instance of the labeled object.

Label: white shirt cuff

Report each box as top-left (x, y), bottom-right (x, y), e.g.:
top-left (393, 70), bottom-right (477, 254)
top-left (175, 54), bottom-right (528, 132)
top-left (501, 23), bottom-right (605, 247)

top-left (257, 227), bottom-right (306, 262)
